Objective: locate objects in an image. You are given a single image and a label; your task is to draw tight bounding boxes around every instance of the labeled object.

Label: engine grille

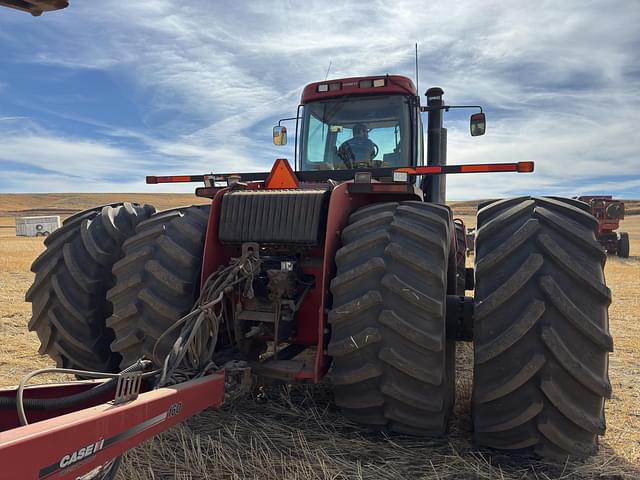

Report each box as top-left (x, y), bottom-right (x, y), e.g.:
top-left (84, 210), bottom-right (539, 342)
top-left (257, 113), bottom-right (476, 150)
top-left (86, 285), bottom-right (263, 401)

top-left (218, 189), bottom-right (329, 246)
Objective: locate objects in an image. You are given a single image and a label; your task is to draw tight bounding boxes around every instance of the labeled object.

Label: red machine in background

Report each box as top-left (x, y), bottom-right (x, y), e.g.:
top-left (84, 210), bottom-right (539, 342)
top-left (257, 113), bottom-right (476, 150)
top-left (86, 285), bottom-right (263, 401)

top-left (577, 196), bottom-right (630, 258)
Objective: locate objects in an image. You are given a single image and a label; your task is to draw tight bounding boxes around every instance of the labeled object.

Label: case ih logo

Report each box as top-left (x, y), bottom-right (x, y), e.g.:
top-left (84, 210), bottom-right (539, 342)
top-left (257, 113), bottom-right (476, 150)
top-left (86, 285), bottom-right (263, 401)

top-left (58, 438), bottom-right (104, 468)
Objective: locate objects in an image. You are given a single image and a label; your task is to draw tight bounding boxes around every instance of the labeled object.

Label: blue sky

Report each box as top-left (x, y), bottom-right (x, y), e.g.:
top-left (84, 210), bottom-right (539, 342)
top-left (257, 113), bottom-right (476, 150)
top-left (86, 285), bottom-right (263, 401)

top-left (0, 0), bottom-right (638, 199)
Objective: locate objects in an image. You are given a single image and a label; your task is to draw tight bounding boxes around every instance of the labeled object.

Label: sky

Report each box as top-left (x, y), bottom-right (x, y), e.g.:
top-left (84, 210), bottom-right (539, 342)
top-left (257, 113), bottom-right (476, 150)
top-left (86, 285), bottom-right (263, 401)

top-left (0, 0), bottom-right (638, 199)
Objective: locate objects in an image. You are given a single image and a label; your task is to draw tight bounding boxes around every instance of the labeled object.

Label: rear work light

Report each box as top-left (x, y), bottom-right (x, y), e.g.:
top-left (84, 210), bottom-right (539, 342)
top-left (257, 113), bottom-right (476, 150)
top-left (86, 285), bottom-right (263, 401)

top-left (317, 84), bottom-right (329, 92)
top-left (372, 78), bottom-right (385, 87)
top-left (354, 171), bottom-right (373, 183)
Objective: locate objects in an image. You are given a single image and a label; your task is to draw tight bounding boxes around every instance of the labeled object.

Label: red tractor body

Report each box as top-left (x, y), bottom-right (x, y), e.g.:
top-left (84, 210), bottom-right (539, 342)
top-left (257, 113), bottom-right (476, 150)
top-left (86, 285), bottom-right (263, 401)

top-left (199, 170), bottom-right (425, 382)
top-left (165, 75), bottom-right (502, 383)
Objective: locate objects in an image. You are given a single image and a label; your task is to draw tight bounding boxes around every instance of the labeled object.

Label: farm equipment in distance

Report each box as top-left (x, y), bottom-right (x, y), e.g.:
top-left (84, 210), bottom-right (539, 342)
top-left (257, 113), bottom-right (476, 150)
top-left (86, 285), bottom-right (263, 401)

top-left (577, 195), bottom-right (630, 258)
top-left (0, 72), bottom-right (614, 478)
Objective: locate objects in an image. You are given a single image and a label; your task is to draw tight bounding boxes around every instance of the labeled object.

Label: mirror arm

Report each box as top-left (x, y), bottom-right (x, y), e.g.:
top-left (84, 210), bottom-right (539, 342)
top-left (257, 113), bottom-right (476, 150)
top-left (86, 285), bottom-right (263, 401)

top-left (445, 105), bottom-right (483, 113)
top-left (278, 116), bottom-right (300, 126)
top-left (421, 105), bottom-right (483, 113)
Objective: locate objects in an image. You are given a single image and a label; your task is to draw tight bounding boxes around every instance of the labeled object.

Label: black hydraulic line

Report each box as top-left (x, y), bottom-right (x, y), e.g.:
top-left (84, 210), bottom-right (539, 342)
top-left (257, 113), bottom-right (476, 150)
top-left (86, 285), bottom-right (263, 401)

top-left (0, 360), bottom-right (151, 411)
top-left (0, 378), bottom-right (116, 410)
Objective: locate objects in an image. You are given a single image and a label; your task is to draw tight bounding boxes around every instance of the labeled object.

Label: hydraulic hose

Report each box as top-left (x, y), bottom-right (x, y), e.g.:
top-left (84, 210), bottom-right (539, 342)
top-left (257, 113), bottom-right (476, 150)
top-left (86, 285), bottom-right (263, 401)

top-left (0, 376), bottom-right (117, 411)
top-left (0, 360), bottom-right (155, 425)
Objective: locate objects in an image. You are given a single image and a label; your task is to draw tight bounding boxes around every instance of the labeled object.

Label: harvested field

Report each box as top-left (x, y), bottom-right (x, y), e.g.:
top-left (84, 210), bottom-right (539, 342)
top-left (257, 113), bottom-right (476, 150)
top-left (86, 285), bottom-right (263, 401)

top-left (1, 194), bottom-right (639, 479)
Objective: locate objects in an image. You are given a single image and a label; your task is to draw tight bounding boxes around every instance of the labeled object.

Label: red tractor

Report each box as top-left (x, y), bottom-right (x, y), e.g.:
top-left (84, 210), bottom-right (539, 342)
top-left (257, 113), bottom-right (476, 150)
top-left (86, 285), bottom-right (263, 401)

top-left (577, 195), bottom-right (630, 258)
top-left (0, 3), bottom-right (614, 473)
top-left (1, 73), bottom-right (611, 473)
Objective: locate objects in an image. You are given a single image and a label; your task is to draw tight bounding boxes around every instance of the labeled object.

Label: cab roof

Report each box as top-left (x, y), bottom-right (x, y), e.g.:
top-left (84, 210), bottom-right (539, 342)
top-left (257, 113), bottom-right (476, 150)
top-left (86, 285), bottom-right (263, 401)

top-left (301, 75), bottom-right (417, 104)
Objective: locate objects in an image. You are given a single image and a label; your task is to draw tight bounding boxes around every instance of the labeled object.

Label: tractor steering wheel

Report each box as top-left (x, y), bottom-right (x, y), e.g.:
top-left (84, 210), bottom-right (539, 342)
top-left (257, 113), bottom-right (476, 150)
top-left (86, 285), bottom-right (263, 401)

top-left (337, 139), bottom-right (379, 168)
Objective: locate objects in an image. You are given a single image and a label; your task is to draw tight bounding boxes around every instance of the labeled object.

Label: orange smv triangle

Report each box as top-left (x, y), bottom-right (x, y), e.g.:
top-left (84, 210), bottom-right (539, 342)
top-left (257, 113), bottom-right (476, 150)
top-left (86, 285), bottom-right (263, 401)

top-left (265, 158), bottom-right (300, 189)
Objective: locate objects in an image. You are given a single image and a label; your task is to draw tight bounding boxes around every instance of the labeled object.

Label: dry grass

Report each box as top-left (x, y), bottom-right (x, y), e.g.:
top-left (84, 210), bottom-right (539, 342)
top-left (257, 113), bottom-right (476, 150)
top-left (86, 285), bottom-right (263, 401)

top-left (1, 194), bottom-right (639, 479)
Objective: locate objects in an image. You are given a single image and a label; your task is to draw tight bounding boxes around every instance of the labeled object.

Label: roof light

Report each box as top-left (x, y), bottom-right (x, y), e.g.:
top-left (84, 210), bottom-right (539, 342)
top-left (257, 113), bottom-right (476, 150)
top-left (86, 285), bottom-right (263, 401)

top-left (317, 84), bottom-right (329, 92)
top-left (329, 82), bottom-right (341, 91)
top-left (359, 79), bottom-right (373, 88)
top-left (373, 79), bottom-right (385, 87)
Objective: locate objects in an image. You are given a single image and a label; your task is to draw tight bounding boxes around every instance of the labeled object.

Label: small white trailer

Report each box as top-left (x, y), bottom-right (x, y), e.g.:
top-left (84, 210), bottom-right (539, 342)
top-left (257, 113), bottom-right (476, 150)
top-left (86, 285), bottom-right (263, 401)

top-left (15, 216), bottom-right (61, 237)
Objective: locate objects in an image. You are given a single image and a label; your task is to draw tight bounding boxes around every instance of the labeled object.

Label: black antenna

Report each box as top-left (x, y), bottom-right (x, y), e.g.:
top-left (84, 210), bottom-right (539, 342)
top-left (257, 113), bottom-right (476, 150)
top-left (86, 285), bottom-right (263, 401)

top-left (325, 61), bottom-right (332, 80)
top-left (415, 43), bottom-right (419, 94)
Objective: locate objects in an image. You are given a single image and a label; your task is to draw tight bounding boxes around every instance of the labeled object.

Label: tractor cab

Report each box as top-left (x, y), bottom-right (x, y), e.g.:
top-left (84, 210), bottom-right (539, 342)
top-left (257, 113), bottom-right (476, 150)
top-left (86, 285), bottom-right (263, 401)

top-left (299, 91), bottom-right (416, 171)
top-left (273, 75), bottom-right (487, 203)
top-left (275, 75), bottom-right (422, 173)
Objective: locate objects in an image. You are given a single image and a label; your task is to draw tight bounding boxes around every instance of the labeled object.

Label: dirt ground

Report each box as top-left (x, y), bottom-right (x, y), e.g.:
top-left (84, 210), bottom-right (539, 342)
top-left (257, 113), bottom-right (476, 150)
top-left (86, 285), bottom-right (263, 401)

top-left (1, 194), bottom-right (639, 479)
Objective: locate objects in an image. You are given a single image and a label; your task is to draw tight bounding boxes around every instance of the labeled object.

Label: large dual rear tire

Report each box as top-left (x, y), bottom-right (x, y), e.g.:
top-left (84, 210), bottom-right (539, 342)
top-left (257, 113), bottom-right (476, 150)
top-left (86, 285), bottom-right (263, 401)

top-left (106, 205), bottom-right (210, 368)
top-left (472, 197), bottom-right (612, 459)
top-left (328, 201), bottom-right (456, 435)
top-left (26, 203), bottom-right (156, 372)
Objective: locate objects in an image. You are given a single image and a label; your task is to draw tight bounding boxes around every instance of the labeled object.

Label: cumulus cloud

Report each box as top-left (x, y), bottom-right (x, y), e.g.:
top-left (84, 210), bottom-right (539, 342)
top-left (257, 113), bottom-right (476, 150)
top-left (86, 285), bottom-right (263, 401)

top-left (0, 0), bottom-right (638, 197)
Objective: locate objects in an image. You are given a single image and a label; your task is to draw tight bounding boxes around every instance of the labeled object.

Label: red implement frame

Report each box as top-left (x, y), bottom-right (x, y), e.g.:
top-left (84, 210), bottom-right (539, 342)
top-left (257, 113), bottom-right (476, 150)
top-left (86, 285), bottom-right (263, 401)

top-left (0, 373), bottom-right (224, 480)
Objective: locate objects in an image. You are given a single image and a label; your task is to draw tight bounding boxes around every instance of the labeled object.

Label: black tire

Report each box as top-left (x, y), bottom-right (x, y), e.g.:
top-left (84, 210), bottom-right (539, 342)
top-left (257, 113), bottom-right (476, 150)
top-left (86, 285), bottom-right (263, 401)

top-left (454, 220), bottom-right (466, 294)
top-left (617, 232), bottom-right (630, 258)
top-left (107, 205), bottom-right (210, 368)
top-left (472, 196), bottom-right (613, 459)
top-left (477, 199), bottom-right (500, 211)
top-left (25, 203), bottom-right (156, 372)
top-left (547, 196), bottom-right (592, 213)
top-left (328, 201), bottom-right (455, 435)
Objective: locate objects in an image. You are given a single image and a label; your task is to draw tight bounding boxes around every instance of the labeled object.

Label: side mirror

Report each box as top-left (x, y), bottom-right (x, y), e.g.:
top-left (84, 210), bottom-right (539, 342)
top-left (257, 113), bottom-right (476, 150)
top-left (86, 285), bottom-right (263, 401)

top-left (273, 126), bottom-right (287, 146)
top-left (470, 113), bottom-right (486, 136)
